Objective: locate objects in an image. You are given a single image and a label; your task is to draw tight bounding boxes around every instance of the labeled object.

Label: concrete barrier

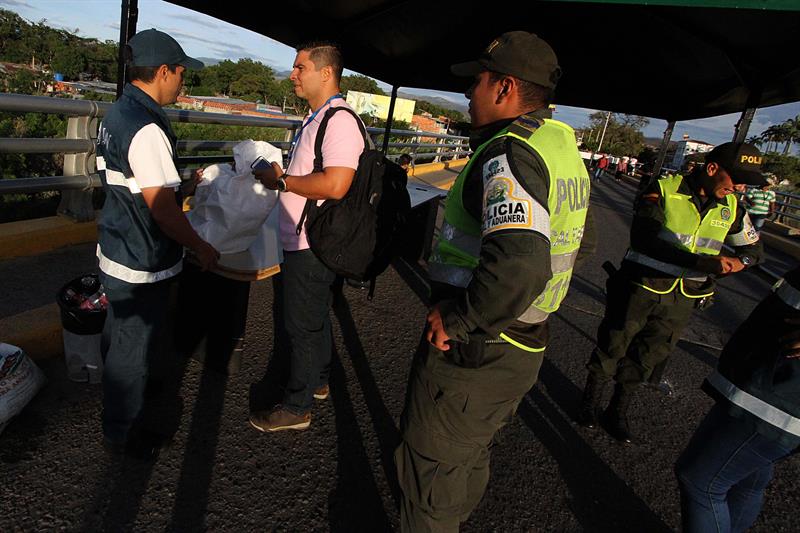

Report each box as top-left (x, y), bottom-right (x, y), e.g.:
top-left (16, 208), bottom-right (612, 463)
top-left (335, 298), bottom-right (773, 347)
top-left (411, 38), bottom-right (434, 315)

top-left (0, 159), bottom-right (469, 361)
top-left (2, 303), bottom-right (63, 361)
top-left (0, 215), bottom-right (97, 260)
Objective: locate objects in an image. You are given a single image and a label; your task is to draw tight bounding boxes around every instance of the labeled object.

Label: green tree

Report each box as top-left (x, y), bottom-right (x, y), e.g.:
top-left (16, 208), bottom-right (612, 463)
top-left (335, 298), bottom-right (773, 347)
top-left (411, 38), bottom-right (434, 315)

top-left (6, 68), bottom-right (42, 93)
top-left (762, 153), bottom-right (800, 185)
top-left (581, 112), bottom-right (649, 156)
top-left (414, 100), bottom-right (465, 123)
top-left (51, 42), bottom-right (85, 79)
top-left (271, 77), bottom-right (306, 115)
top-left (340, 74), bottom-right (385, 96)
top-left (229, 73), bottom-right (272, 103)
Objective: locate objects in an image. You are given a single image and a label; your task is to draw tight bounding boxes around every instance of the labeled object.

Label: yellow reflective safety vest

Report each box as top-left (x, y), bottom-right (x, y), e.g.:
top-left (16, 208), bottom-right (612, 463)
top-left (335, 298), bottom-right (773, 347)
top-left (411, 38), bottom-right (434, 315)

top-left (429, 117), bottom-right (590, 351)
top-left (624, 173), bottom-right (737, 298)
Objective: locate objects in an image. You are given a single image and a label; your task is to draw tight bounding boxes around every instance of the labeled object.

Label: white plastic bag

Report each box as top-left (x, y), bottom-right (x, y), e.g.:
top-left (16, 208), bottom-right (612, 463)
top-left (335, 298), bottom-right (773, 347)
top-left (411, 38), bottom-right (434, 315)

top-left (0, 343), bottom-right (46, 435)
top-left (187, 140), bottom-right (282, 254)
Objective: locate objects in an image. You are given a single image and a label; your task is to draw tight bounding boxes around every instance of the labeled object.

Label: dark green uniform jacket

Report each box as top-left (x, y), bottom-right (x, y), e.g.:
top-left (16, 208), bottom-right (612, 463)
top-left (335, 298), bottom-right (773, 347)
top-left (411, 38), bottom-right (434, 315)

top-left (620, 175), bottom-right (764, 293)
top-left (435, 108), bottom-right (596, 350)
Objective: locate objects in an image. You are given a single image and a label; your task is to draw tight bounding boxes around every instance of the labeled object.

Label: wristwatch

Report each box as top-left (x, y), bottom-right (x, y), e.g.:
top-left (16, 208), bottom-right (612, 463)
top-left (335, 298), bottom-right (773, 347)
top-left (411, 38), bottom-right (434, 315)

top-left (276, 174), bottom-right (288, 193)
top-left (740, 255), bottom-right (752, 267)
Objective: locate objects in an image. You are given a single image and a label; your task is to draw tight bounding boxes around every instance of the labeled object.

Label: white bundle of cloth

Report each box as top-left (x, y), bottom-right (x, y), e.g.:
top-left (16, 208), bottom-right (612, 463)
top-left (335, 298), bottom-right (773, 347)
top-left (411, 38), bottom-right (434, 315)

top-left (187, 140), bottom-right (282, 255)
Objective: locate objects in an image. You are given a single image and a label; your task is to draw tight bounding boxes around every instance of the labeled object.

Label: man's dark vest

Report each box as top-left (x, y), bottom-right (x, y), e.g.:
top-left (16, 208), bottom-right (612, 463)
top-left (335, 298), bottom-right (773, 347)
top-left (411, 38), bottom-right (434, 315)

top-left (96, 83), bottom-right (183, 284)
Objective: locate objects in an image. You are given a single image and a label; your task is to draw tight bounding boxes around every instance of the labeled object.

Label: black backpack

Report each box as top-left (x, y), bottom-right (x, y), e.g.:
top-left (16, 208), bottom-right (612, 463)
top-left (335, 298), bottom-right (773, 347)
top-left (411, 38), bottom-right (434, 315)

top-left (297, 106), bottom-right (411, 297)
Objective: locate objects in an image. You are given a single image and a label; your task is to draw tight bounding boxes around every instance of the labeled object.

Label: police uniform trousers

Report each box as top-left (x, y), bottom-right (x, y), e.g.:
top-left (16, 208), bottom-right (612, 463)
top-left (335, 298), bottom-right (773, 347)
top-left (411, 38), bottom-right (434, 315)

top-left (395, 333), bottom-right (543, 532)
top-left (587, 276), bottom-right (696, 391)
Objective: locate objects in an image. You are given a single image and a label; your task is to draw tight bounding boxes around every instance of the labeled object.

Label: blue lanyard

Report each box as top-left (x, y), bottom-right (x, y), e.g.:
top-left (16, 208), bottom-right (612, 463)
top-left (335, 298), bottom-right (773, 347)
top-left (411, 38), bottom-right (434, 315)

top-left (288, 94), bottom-right (343, 162)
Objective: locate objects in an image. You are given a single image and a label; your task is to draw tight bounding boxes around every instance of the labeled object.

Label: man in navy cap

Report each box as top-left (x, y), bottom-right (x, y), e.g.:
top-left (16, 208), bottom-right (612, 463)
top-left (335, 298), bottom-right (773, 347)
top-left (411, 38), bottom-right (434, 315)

top-left (96, 29), bottom-right (218, 456)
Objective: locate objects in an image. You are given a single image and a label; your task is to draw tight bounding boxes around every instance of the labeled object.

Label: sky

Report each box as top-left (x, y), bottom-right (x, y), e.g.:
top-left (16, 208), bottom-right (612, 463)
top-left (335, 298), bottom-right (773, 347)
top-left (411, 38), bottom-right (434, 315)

top-left (3, 0), bottom-right (799, 148)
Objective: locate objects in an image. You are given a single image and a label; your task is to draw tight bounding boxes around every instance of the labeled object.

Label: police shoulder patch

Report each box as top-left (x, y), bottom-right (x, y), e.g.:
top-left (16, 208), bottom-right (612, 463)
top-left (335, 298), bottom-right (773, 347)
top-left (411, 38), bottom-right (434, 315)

top-left (481, 154), bottom-right (549, 237)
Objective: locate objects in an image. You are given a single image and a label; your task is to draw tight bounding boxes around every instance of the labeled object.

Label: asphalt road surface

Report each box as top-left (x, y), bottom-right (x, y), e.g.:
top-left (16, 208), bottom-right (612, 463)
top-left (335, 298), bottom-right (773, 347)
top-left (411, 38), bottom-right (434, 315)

top-left (1, 177), bottom-right (798, 532)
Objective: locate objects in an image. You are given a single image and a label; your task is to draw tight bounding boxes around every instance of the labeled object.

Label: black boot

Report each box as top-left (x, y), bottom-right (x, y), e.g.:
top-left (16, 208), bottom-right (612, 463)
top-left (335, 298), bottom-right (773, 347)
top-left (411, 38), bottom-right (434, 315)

top-left (577, 373), bottom-right (607, 428)
top-left (601, 384), bottom-right (635, 443)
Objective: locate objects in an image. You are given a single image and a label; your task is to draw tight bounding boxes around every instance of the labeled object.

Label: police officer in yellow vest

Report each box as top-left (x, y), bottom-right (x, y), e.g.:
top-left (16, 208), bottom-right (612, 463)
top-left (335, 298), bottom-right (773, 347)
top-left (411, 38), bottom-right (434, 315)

top-left (395, 31), bottom-right (595, 532)
top-left (578, 142), bottom-right (765, 443)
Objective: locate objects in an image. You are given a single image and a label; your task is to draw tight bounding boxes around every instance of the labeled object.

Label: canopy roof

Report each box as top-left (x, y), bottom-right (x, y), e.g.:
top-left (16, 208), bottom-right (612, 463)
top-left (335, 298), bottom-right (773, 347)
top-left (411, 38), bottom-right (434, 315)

top-left (168, 0), bottom-right (800, 120)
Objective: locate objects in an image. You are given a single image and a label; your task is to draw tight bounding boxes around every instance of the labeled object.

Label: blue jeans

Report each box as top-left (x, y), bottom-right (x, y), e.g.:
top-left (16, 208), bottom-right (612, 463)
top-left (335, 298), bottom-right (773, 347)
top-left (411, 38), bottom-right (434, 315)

top-left (749, 214), bottom-right (767, 232)
top-left (675, 403), bottom-right (793, 533)
top-left (101, 274), bottom-right (172, 443)
top-left (281, 249), bottom-right (336, 414)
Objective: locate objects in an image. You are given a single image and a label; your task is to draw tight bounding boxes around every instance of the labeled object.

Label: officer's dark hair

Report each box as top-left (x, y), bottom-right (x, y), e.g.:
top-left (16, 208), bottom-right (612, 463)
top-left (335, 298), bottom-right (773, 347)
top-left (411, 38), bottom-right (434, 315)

top-left (488, 71), bottom-right (554, 108)
top-left (296, 41), bottom-right (344, 84)
top-left (123, 45), bottom-right (180, 83)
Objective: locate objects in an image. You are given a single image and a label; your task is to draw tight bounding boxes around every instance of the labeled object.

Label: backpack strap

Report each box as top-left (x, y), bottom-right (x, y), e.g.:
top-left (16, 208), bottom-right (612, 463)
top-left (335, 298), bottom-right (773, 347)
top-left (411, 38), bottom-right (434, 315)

top-left (313, 105), bottom-right (371, 171)
top-left (296, 105), bottom-right (371, 236)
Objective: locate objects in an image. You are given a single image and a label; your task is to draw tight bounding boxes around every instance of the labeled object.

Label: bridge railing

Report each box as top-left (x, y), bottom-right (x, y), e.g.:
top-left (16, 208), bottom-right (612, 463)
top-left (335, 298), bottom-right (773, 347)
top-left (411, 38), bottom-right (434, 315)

top-left (0, 93), bottom-right (470, 221)
top-left (771, 189), bottom-right (800, 227)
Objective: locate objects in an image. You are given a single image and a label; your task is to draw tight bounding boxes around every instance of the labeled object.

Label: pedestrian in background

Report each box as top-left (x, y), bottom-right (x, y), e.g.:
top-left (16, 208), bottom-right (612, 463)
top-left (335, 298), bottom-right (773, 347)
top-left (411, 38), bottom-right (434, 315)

top-left (743, 183), bottom-right (777, 232)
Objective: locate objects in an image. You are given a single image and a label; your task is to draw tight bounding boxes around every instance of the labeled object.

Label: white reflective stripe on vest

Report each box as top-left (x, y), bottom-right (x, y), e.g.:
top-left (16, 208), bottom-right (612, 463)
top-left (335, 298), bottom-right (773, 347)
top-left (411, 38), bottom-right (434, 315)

top-left (707, 371), bottom-right (800, 437)
top-left (551, 249), bottom-right (579, 274)
top-left (515, 250), bottom-right (579, 324)
top-left (104, 168), bottom-right (142, 195)
top-left (440, 221), bottom-right (481, 257)
top-left (774, 278), bottom-right (800, 311)
top-left (695, 237), bottom-right (724, 252)
top-left (624, 250), bottom-right (708, 282)
top-left (97, 244), bottom-right (183, 284)
top-left (427, 262), bottom-right (473, 288)
top-left (658, 228), bottom-right (694, 248)
top-left (656, 229), bottom-right (723, 253)
top-left (517, 305), bottom-right (550, 324)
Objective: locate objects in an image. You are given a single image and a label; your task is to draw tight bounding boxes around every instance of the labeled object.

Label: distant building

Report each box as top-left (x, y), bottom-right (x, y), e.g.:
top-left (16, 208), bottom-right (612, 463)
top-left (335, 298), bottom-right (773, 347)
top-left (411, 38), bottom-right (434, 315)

top-left (53, 80), bottom-right (116, 96)
top-left (670, 136), bottom-right (714, 169)
top-left (412, 112), bottom-right (448, 133)
top-left (345, 91), bottom-right (416, 123)
top-left (176, 95), bottom-right (299, 119)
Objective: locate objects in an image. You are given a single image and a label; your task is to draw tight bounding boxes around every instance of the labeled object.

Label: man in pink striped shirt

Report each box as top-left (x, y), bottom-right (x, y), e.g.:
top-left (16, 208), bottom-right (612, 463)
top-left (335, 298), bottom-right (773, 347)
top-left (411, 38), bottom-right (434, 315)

top-left (249, 41), bottom-right (365, 432)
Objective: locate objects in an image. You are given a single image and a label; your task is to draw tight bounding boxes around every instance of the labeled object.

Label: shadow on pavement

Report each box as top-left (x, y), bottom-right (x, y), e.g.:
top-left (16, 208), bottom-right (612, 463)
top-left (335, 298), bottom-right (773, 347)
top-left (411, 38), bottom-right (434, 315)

top-left (249, 275), bottom-right (290, 413)
top-left (331, 290), bottom-right (402, 507)
top-left (518, 358), bottom-right (672, 533)
top-left (675, 339), bottom-right (718, 370)
top-left (552, 311), bottom-right (597, 345)
top-left (327, 343), bottom-right (393, 532)
top-left (568, 273), bottom-right (608, 308)
top-left (168, 366), bottom-right (228, 530)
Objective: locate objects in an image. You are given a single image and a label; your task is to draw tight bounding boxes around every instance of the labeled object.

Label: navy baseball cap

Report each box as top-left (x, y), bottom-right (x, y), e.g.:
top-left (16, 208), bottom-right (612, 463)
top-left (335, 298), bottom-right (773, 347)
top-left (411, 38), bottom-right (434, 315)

top-left (127, 29), bottom-right (204, 70)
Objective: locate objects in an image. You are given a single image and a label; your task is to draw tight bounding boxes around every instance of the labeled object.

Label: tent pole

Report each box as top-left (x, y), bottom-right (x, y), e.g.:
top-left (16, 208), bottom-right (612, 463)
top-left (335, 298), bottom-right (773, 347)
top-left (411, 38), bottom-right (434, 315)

top-left (652, 120), bottom-right (676, 178)
top-left (732, 107), bottom-right (756, 144)
top-left (115, 0), bottom-right (139, 99)
top-left (382, 86), bottom-right (398, 154)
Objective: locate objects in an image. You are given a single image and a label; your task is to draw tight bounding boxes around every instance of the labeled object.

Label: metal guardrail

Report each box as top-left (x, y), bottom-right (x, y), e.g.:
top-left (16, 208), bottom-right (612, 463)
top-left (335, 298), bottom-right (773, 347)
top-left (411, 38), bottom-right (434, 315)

top-left (0, 93), bottom-right (471, 221)
top-left (772, 190), bottom-right (800, 224)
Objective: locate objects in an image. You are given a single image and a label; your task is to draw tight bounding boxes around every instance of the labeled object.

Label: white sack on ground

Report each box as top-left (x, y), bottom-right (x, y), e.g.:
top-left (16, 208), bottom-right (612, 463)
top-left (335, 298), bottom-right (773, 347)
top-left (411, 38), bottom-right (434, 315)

top-left (0, 343), bottom-right (46, 435)
top-left (187, 140), bottom-right (281, 254)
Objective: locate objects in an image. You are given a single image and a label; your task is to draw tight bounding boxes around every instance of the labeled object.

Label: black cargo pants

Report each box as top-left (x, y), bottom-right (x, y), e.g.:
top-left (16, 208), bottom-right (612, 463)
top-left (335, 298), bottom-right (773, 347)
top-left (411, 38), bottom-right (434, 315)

top-left (587, 275), bottom-right (696, 391)
top-left (395, 333), bottom-right (543, 532)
